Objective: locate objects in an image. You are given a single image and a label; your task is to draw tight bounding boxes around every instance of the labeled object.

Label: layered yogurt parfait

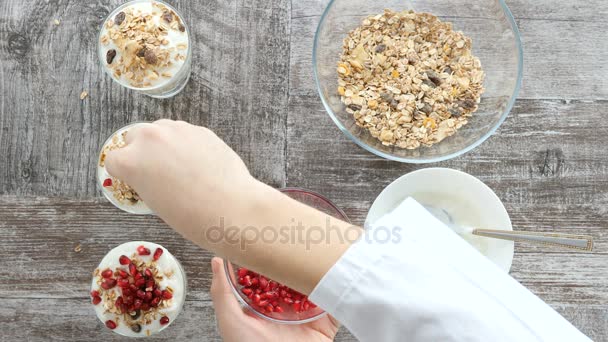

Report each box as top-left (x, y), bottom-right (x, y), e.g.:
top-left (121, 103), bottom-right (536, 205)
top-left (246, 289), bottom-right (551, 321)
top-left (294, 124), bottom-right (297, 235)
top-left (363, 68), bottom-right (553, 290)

top-left (98, 0), bottom-right (191, 98)
top-left (98, 123), bottom-right (152, 214)
top-left (90, 241), bottom-right (187, 337)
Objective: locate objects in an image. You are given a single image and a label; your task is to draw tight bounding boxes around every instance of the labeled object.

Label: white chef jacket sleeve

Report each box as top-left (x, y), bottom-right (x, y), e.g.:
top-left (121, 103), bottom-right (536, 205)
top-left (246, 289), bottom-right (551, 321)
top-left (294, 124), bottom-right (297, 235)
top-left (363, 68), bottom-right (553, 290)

top-left (309, 197), bottom-right (590, 342)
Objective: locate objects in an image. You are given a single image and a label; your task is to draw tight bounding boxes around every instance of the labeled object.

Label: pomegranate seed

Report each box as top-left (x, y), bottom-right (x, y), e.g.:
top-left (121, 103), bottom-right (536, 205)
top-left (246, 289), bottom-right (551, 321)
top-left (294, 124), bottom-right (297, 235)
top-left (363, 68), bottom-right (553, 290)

top-left (159, 316), bottom-right (170, 325)
top-left (129, 263), bottom-right (137, 275)
top-left (258, 300), bottom-right (269, 307)
top-left (153, 248), bottom-right (163, 261)
top-left (293, 302), bottom-right (301, 312)
top-left (146, 280), bottom-right (155, 291)
top-left (153, 288), bottom-right (162, 297)
top-left (145, 291), bottom-right (153, 302)
top-left (238, 268), bottom-right (248, 278)
top-left (105, 320), bottom-right (117, 329)
top-left (118, 279), bottom-right (130, 288)
top-left (241, 288), bottom-right (253, 296)
top-left (92, 296), bottom-right (102, 305)
top-left (141, 303), bottom-right (150, 311)
top-left (115, 297), bottom-right (123, 310)
top-left (118, 270), bottom-right (129, 278)
top-left (243, 275), bottom-right (252, 287)
top-left (283, 297), bottom-right (294, 304)
top-left (137, 245), bottom-right (151, 256)
top-left (251, 277), bottom-right (259, 286)
top-left (274, 306), bottom-right (284, 313)
top-left (130, 284), bottom-right (139, 293)
top-left (103, 178), bottom-right (113, 187)
top-left (119, 255), bottom-right (131, 265)
top-left (253, 294), bottom-right (261, 304)
top-left (303, 301), bottom-right (310, 311)
top-left (136, 290), bottom-right (146, 299)
top-left (101, 269), bottom-right (113, 278)
top-left (144, 269), bottom-right (153, 278)
top-left (150, 297), bottom-right (161, 307)
top-left (161, 290), bottom-right (173, 300)
top-left (90, 290), bottom-right (100, 297)
top-left (101, 278), bottom-right (117, 290)
top-left (124, 295), bottom-right (134, 305)
top-left (134, 299), bottom-right (142, 310)
top-left (134, 272), bottom-right (143, 280)
top-left (266, 304), bottom-right (274, 312)
top-left (259, 277), bottom-right (268, 289)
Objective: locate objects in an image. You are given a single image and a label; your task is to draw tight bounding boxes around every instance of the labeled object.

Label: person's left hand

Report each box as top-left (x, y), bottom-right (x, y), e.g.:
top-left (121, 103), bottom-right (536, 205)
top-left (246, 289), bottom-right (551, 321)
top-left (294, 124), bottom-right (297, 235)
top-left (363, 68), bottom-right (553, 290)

top-left (210, 257), bottom-right (340, 342)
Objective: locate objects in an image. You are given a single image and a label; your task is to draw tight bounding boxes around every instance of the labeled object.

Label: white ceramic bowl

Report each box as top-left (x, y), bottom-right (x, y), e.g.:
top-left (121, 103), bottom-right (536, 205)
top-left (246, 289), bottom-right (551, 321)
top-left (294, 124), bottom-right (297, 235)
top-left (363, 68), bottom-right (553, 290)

top-left (366, 168), bottom-right (514, 272)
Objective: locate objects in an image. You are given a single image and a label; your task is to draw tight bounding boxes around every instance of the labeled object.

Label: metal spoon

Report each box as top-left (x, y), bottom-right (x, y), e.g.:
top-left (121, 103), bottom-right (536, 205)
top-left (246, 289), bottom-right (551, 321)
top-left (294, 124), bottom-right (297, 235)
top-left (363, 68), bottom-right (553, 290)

top-left (423, 205), bottom-right (593, 251)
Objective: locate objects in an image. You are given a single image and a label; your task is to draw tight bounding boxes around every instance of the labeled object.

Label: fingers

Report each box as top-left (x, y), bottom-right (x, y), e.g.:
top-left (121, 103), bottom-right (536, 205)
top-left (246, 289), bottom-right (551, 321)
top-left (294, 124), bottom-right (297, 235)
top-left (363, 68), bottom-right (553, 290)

top-left (210, 257), bottom-right (247, 323)
top-left (104, 144), bottom-right (136, 183)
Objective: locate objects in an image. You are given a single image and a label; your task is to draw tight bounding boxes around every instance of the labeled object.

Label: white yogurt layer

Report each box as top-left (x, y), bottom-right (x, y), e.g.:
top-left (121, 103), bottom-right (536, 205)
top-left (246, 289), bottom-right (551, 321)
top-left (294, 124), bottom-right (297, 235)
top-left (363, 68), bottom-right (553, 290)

top-left (91, 241), bottom-right (186, 337)
top-left (97, 124), bottom-right (152, 214)
top-left (99, 0), bottom-right (189, 89)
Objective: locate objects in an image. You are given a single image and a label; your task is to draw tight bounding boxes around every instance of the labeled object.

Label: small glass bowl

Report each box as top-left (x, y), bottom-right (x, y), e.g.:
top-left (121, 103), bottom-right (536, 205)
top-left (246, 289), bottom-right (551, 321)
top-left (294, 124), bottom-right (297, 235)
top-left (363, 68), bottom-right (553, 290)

top-left (97, 122), bottom-right (154, 215)
top-left (98, 0), bottom-right (192, 98)
top-left (313, 0), bottom-right (523, 163)
top-left (224, 188), bottom-right (351, 324)
top-left (91, 241), bottom-right (187, 337)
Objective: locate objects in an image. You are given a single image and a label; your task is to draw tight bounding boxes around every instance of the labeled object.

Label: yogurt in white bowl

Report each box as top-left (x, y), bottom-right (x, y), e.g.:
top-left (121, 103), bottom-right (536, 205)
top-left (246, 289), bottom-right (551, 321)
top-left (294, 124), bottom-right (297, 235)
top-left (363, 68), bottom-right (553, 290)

top-left (366, 168), bottom-right (514, 272)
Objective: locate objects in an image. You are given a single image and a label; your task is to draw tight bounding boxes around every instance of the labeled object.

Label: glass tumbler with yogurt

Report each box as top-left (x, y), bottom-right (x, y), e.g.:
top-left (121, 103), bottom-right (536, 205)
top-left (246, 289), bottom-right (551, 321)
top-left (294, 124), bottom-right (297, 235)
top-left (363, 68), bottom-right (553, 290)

top-left (91, 241), bottom-right (187, 337)
top-left (98, 0), bottom-right (192, 98)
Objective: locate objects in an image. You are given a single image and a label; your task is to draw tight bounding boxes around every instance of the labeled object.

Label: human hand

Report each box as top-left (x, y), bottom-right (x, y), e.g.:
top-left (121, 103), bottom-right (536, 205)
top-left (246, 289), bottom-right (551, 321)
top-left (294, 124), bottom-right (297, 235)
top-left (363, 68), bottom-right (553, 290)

top-left (210, 257), bottom-right (340, 342)
top-left (104, 120), bottom-right (260, 244)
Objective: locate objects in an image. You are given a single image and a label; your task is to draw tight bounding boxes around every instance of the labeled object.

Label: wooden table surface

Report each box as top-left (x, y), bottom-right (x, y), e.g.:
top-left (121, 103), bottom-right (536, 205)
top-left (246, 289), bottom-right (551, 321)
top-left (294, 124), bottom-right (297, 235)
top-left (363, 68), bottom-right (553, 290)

top-left (1, 0), bottom-right (607, 340)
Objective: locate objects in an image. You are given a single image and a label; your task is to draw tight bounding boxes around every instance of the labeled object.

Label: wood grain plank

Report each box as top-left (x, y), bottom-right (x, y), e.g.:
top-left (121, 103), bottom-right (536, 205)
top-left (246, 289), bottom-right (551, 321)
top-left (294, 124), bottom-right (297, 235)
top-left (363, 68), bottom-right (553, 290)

top-left (286, 96), bottom-right (608, 207)
top-left (0, 197), bottom-right (605, 340)
top-left (292, 0), bottom-right (608, 21)
top-left (0, 298), bottom-right (601, 341)
top-left (289, 7), bottom-right (608, 100)
top-left (0, 0), bottom-right (290, 198)
top-left (1, 197), bottom-right (606, 304)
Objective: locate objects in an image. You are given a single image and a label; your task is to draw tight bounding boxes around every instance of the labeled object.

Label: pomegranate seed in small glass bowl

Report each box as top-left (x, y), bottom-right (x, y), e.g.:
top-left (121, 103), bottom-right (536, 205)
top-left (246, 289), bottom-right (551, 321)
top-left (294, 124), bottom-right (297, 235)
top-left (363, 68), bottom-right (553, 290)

top-left (224, 188), bottom-right (351, 324)
top-left (97, 122), bottom-right (153, 215)
top-left (90, 241), bottom-right (187, 336)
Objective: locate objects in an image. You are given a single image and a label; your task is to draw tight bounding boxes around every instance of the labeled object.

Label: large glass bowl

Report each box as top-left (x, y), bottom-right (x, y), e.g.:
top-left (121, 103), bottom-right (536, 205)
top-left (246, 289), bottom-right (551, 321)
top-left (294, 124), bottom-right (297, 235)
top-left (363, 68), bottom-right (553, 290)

top-left (313, 0), bottom-right (523, 163)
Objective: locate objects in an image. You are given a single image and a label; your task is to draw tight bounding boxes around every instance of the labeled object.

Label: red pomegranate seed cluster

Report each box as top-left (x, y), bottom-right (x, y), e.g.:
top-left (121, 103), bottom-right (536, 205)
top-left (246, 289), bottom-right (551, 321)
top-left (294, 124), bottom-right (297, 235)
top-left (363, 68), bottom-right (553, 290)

top-left (237, 268), bottom-right (317, 314)
top-left (91, 245), bottom-right (173, 331)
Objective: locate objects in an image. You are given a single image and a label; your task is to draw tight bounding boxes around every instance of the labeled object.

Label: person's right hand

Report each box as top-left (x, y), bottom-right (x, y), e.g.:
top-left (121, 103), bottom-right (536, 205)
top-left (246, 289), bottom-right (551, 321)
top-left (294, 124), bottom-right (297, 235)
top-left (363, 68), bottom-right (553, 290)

top-left (105, 119), bottom-right (356, 295)
top-left (104, 119), bottom-right (261, 244)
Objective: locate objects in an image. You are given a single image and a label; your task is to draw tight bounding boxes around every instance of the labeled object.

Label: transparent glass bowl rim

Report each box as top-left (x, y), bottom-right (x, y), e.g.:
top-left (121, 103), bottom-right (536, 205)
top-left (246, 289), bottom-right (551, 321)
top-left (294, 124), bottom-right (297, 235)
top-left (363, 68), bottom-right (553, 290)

top-left (223, 187), bottom-right (350, 324)
top-left (312, 0), bottom-right (524, 164)
top-left (91, 241), bottom-right (188, 337)
top-left (97, 0), bottom-right (193, 92)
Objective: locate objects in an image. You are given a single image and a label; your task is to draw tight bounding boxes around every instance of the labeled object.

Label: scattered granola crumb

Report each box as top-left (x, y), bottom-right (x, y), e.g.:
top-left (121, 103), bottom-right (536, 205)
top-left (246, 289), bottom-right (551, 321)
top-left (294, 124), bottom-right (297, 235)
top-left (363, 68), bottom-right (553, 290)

top-left (338, 9), bottom-right (485, 149)
top-left (80, 91), bottom-right (88, 100)
top-left (74, 244), bottom-right (82, 253)
top-left (54, 19), bottom-right (60, 25)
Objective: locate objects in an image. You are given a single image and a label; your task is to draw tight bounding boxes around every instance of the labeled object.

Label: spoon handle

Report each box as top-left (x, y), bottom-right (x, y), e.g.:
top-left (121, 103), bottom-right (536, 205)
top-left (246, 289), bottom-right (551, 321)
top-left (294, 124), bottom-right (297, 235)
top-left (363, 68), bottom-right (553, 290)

top-left (472, 229), bottom-right (593, 251)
